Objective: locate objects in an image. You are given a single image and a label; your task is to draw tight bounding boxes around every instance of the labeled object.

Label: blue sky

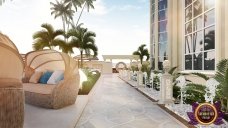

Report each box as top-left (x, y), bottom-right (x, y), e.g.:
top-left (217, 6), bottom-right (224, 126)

top-left (0, 0), bottom-right (149, 60)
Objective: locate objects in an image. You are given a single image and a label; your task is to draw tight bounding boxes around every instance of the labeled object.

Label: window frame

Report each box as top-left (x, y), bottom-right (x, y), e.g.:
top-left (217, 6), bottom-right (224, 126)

top-left (183, 0), bottom-right (216, 71)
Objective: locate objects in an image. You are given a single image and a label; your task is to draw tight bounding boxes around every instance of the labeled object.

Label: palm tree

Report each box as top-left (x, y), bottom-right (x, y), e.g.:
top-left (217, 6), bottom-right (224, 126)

top-left (76, 0), bottom-right (95, 26)
top-left (64, 0), bottom-right (82, 12)
top-left (133, 44), bottom-right (150, 64)
top-left (67, 25), bottom-right (98, 67)
top-left (63, 0), bottom-right (82, 26)
top-left (50, 0), bottom-right (75, 33)
top-left (32, 23), bottom-right (65, 50)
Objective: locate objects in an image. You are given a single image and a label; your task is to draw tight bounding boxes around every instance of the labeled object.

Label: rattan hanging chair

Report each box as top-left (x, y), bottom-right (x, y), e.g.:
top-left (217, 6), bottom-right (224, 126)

top-left (23, 50), bottom-right (80, 109)
top-left (0, 33), bottom-right (24, 128)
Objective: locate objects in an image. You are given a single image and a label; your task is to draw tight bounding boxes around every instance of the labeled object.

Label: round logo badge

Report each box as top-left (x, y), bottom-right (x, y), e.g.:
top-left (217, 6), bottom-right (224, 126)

top-left (194, 103), bottom-right (218, 125)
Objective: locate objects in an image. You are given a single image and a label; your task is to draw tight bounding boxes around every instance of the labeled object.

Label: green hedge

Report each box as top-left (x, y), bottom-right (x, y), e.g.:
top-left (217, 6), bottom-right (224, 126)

top-left (78, 70), bottom-right (101, 95)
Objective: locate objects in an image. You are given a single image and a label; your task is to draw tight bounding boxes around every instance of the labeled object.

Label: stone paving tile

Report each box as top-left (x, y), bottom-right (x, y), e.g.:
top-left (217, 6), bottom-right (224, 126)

top-left (75, 74), bottom-right (186, 128)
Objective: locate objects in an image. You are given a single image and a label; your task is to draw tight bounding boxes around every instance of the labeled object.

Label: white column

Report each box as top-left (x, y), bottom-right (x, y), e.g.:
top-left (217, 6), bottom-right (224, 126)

top-left (154, 0), bottom-right (159, 70)
top-left (137, 63), bottom-right (143, 87)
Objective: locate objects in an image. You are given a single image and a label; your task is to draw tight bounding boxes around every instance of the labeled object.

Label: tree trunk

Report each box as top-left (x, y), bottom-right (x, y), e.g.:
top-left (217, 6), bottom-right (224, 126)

top-left (62, 16), bottom-right (66, 33)
top-left (140, 55), bottom-right (143, 64)
top-left (80, 50), bottom-right (83, 68)
top-left (76, 2), bottom-right (86, 26)
top-left (62, 16), bottom-right (66, 41)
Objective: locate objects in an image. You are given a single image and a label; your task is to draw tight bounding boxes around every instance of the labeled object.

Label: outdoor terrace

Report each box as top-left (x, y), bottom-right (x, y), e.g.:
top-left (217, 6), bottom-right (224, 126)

top-left (23, 74), bottom-right (187, 128)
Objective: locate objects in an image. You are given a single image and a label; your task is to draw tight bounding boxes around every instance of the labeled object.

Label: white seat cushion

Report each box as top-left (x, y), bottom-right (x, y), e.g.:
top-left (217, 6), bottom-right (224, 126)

top-left (47, 70), bottom-right (64, 84)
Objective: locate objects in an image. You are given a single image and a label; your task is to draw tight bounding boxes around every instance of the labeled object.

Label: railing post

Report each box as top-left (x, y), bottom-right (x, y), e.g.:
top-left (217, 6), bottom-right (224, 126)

top-left (137, 63), bottom-right (143, 87)
top-left (158, 60), bottom-right (173, 104)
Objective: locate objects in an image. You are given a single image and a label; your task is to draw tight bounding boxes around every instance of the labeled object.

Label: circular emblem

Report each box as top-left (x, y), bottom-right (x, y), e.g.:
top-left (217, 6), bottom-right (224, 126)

top-left (194, 103), bottom-right (218, 125)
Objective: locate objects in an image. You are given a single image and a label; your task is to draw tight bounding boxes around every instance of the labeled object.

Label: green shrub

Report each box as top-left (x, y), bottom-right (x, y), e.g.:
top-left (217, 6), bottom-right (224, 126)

top-left (173, 85), bottom-right (180, 99)
top-left (184, 83), bottom-right (206, 104)
top-left (79, 70), bottom-right (101, 95)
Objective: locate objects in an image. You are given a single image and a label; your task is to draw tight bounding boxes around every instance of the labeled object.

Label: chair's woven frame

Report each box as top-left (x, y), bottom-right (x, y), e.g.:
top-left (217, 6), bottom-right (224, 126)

top-left (24, 50), bottom-right (80, 109)
top-left (25, 74), bottom-right (80, 109)
top-left (0, 33), bottom-right (24, 127)
top-left (0, 88), bottom-right (24, 128)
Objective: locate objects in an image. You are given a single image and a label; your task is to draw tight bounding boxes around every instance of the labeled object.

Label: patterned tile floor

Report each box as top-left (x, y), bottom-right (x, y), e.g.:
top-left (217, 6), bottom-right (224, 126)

top-left (76, 74), bottom-right (186, 128)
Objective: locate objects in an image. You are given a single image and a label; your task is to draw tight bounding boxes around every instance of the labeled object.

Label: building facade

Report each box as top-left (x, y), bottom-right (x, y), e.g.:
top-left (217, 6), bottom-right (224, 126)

top-left (150, 0), bottom-right (228, 76)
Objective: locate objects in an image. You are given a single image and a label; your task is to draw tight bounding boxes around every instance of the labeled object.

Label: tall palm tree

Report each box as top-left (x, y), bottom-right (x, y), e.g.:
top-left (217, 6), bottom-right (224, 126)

top-left (67, 25), bottom-right (98, 67)
top-left (50, 0), bottom-right (75, 33)
top-left (64, 0), bottom-right (82, 12)
top-left (76, 0), bottom-right (95, 26)
top-left (32, 23), bottom-right (65, 50)
top-left (133, 44), bottom-right (150, 64)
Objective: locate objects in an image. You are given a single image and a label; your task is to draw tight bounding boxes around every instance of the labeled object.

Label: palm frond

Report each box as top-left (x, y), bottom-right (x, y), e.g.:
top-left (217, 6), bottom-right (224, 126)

top-left (41, 23), bottom-right (54, 35)
top-left (133, 51), bottom-right (140, 55)
top-left (168, 66), bottom-right (178, 75)
top-left (32, 30), bottom-right (48, 39)
top-left (217, 59), bottom-right (228, 74)
top-left (191, 72), bottom-right (210, 80)
top-left (223, 69), bottom-right (228, 98)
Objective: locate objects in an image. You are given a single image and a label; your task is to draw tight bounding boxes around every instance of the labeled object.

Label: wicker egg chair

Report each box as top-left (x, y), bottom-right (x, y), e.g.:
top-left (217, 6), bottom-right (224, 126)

top-left (23, 50), bottom-right (80, 109)
top-left (0, 33), bottom-right (24, 128)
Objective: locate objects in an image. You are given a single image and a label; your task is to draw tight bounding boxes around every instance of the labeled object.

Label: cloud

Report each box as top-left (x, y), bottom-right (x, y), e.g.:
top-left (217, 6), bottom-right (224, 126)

top-left (89, 0), bottom-right (108, 16)
top-left (119, 5), bottom-right (141, 11)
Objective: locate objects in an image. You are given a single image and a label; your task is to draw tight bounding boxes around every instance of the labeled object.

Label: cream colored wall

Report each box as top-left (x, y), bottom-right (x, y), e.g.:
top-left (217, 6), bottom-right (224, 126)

top-left (84, 61), bottom-right (112, 74)
top-left (224, 0), bottom-right (228, 59)
top-left (163, 0), bottom-right (184, 71)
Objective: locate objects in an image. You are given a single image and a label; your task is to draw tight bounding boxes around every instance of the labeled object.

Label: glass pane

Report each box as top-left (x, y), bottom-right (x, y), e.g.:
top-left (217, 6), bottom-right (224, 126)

top-left (193, 30), bottom-right (203, 52)
top-left (204, 9), bottom-right (215, 27)
top-left (185, 0), bottom-right (192, 7)
top-left (185, 35), bottom-right (193, 54)
top-left (193, 15), bottom-right (203, 31)
top-left (153, 44), bottom-right (155, 56)
top-left (151, 58), bottom-right (155, 70)
top-left (151, 0), bottom-right (155, 4)
top-left (152, 35), bottom-right (155, 43)
top-left (204, 51), bottom-right (215, 70)
top-left (151, 24), bottom-right (154, 34)
top-left (185, 54), bottom-right (192, 70)
top-left (158, 0), bottom-right (167, 11)
top-left (204, 26), bottom-right (215, 50)
top-left (158, 20), bottom-right (167, 32)
top-left (152, 4), bottom-right (155, 13)
top-left (158, 32), bottom-right (167, 42)
top-left (159, 42), bottom-right (167, 57)
top-left (153, 44), bottom-right (155, 55)
top-left (151, 14), bottom-right (155, 23)
top-left (185, 21), bottom-right (192, 34)
top-left (158, 57), bottom-right (168, 70)
top-left (205, 0), bottom-right (214, 11)
top-left (193, 52), bottom-right (203, 70)
top-left (158, 10), bottom-right (167, 21)
top-left (185, 5), bottom-right (192, 22)
top-left (193, 0), bottom-right (202, 17)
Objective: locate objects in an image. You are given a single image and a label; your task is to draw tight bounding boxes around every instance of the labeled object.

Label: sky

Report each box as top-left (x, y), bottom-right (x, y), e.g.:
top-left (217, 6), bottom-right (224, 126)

top-left (0, 0), bottom-right (149, 60)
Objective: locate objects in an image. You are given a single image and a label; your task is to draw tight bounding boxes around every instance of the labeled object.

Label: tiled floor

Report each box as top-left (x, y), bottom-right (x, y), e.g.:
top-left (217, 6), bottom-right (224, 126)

top-left (76, 74), bottom-right (186, 128)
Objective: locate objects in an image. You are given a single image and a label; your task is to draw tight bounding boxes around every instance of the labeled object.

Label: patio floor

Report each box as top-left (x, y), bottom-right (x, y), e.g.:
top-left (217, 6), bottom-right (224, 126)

top-left (24, 95), bottom-right (88, 128)
top-left (76, 74), bottom-right (186, 128)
